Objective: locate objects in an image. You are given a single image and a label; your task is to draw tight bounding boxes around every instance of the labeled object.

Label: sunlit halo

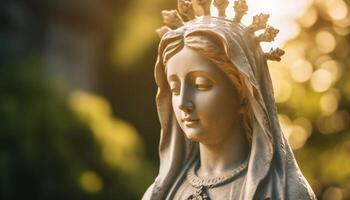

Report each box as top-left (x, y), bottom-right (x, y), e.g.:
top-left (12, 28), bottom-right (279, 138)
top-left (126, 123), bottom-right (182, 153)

top-left (210, 0), bottom-right (311, 51)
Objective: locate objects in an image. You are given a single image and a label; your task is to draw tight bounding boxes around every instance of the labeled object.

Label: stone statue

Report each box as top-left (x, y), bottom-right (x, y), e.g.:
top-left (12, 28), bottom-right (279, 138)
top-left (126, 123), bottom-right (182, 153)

top-left (143, 0), bottom-right (316, 199)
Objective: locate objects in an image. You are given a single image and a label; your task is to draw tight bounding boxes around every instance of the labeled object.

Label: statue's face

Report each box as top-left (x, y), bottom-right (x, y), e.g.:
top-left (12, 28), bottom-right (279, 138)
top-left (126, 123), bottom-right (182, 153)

top-left (166, 46), bottom-right (242, 145)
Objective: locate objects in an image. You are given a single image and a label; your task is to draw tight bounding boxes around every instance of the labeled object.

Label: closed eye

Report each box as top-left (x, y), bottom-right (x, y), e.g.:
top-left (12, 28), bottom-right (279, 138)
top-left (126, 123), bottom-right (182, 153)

top-left (194, 76), bottom-right (213, 90)
top-left (169, 81), bottom-right (180, 95)
top-left (196, 83), bottom-right (212, 90)
top-left (170, 88), bottom-right (180, 95)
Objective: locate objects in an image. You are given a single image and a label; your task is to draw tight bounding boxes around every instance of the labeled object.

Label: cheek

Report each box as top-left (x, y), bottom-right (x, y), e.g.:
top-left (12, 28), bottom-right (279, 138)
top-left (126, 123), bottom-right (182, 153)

top-left (195, 87), bottom-right (240, 122)
top-left (171, 96), bottom-right (182, 121)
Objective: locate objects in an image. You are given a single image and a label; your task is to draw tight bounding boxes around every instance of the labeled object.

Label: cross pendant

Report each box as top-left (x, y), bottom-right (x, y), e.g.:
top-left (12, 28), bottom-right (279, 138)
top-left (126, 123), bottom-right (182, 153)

top-left (186, 186), bottom-right (210, 200)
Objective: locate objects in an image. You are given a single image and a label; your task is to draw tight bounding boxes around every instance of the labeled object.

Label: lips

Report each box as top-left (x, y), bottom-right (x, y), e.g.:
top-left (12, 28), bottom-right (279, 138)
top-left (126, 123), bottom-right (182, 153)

top-left (182, 118), bottom-right (199, 127)
top-left (182, 118), bottom-right (199, 122)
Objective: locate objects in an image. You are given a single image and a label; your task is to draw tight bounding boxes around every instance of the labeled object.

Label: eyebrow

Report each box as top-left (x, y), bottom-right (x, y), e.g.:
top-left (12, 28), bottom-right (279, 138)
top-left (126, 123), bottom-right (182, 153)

top-left (167, 74), bottom-right (179, 82)
top-left (167, 70), bottom-right (217, 83)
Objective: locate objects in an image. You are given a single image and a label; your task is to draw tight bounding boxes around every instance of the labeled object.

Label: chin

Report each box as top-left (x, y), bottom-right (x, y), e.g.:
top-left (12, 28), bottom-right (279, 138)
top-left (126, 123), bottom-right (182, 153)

top-left (183, 129), bottom-right (205, 142)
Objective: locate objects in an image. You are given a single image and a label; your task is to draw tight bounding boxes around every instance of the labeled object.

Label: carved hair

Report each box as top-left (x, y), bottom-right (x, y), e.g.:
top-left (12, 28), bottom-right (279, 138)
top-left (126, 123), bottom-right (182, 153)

top-left (162, 32), bottom-right (253, 143)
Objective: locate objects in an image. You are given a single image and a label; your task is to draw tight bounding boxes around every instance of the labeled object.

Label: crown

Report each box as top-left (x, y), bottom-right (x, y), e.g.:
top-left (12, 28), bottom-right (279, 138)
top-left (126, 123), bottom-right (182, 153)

top-left (156, 0), bottom-right (285, 62)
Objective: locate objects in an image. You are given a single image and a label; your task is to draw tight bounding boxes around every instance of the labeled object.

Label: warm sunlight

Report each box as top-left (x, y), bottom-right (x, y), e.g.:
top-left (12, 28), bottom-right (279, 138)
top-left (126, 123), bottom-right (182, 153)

top-left (211, 0), bottom-right (312, 51)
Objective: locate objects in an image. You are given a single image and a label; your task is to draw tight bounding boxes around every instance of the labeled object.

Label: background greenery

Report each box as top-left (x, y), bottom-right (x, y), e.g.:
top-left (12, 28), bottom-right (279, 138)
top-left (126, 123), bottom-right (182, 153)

top-left (0, 0), bottom-right (349, 199)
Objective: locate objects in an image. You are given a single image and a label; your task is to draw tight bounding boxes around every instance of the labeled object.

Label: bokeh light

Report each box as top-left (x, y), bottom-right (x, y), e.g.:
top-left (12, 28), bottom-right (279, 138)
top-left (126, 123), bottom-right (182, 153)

top-left (210, 0), bottom-right (310, 51)
top-left (69, 91), bottom-right (144, 172)
top-left (290, 59), bottom-right (313, 83)
top-left (269, 65), bottom-right (293, 103)
top-left (279, 114), bottom-right (312, 150)
top-left (2, 0), bottom-right (350, 199)
top-left (320, 91), bottom-right (339, 115)
top-left (319, 60), bottom-right (341, 81)
top-left (310, 69), bottom-right (334, 92)
top-left (289, 125), bottom-right (310, 150)
top-left (315, 31), bottom-right (337, 53)
top-left (322, 187), bottom-right (343, 200)
top-left (327, 0), bottom-right (348, 21)
top-left (299, 7), bottom-right (318, 28)
top-left (80, 170), bottom-right (103, 193)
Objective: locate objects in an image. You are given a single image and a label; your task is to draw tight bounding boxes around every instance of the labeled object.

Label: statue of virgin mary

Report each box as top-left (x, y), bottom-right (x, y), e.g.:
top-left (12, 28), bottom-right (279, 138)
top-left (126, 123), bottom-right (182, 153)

top-left (143, 0), bottom-right (316, 199)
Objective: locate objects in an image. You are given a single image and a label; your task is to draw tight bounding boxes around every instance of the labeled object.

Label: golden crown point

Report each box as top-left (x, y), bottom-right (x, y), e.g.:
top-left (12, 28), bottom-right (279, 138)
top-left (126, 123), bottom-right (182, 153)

top-left (157, 0), bottom-right (284, 62)
top-left (265, 48), bottom-right (285, 62)
top-left (156, 26), bottom-right (172, 38)
top-left (178, 0), bottom-right (195, 20)
top-left (214, 0), bottom-right (229, 17)
top-left (233, 0), bottom-right (248, 22)
top-left (195, 0), bottom-right (212, 16)
top-left (162, 10), bottom-right (184, 29)
top-left (248, 13), bottom-right (270, 32)
top-left (257, 26), bottom-right (279, 42)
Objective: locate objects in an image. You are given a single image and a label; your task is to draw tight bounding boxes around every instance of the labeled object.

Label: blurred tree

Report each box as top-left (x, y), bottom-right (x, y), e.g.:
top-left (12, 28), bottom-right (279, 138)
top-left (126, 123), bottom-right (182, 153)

top-left (0, 56), bottom-right (151, 200)
top-left (2, 0), bottom-right (350, 199)
top-left (0, 0), bottom-right (154, 199)
top-left (268, 0), bottom-right (350, 199)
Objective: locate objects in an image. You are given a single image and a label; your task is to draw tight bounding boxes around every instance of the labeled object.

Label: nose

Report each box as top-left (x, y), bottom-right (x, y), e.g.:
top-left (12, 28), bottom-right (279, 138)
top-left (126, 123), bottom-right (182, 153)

top-left (177, 82), bottom-right (194, 113)
top-left (179, 100), bottom-right (194, 113)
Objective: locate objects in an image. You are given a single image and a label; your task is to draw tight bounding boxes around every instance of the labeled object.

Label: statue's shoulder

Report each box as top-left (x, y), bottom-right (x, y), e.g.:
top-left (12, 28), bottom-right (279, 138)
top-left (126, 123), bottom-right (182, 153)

top-left (142, 183), bottom-right (154, 200)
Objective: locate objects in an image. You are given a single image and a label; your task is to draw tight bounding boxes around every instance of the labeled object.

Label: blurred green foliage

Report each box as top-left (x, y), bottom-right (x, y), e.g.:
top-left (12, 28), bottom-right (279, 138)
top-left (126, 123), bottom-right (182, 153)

top-left (263, 0), bottom-right (350, 198)
top-left (1, 0), bottom-right (350, 200)
top-left (0, 56), bottom-right (154, 200)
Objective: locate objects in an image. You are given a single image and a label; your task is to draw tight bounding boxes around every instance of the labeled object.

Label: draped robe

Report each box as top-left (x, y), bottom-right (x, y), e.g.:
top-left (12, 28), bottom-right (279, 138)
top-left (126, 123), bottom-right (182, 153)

top-left (143, 16), bottom-right (316, 200)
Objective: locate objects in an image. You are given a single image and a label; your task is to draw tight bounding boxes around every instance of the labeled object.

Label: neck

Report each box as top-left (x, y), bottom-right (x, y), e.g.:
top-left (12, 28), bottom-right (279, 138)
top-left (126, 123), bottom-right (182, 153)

top-left (197, 125), bottom-right (249, 177)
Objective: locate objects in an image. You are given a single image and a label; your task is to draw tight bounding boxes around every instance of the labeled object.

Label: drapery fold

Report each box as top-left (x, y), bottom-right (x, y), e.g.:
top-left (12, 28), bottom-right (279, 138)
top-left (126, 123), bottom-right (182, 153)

top-left (143, 16), bottom-right (316, 200)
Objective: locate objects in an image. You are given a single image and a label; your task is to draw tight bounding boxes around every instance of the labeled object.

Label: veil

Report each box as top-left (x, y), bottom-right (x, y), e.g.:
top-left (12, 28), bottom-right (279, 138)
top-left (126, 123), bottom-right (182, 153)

top-left (143, 17), bottom-right (316, 200)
